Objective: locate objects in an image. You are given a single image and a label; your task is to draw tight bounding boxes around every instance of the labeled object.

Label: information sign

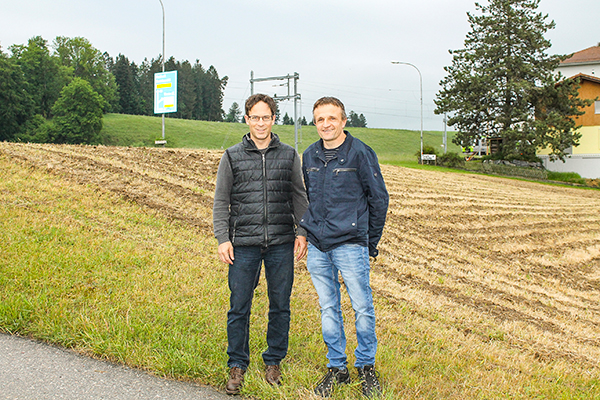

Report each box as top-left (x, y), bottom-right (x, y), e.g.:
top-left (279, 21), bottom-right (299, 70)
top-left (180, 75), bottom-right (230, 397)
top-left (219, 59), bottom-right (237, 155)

top-left (154, 71), bottom-right (178, 114)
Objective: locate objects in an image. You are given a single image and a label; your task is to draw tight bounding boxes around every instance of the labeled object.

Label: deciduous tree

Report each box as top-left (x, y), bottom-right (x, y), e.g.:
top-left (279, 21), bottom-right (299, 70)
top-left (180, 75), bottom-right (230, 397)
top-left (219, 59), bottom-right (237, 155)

top-left (53, 36), bottom-right (118, 112)
top-left (0, 51), bottom-right (32, 141)
top-left (51, 78), bottom-right (106, 144)
top-left (10, 36), bottom-right (68, 118)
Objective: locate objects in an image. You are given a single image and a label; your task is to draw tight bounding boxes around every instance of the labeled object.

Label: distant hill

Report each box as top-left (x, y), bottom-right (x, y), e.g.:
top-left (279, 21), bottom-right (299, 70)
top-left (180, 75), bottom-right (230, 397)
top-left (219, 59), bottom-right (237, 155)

top-left (100, 113), bottom-right (460, 164)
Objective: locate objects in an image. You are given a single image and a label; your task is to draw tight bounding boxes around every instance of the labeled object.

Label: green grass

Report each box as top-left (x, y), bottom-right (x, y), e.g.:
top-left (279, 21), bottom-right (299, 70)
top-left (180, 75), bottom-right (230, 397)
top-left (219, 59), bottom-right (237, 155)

top-left (546, 170), bottom-right (587, 185)
top-left (101, 113), bottom-right (462, 163)
top-left (0, 157), bottom-right (229, 378)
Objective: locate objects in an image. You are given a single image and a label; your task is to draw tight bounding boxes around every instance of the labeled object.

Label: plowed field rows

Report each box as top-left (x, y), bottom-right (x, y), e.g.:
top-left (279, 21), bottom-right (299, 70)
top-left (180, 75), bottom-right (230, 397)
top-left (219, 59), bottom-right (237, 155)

top-left (3, 142), bottom-right (600, 369)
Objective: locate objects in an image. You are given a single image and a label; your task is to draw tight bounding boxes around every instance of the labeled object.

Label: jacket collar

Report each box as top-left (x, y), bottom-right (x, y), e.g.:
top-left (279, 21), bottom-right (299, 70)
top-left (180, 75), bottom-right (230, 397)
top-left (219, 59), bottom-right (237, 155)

top-left (315, 131), bottom-right (352, 165)
top-left (242, 132), bottom-right (281, 151)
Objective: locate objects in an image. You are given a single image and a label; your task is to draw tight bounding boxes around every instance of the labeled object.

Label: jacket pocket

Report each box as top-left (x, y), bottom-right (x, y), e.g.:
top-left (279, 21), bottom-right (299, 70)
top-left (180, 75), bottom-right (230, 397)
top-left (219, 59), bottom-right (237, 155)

top-left (331, 167), bottom-right (360, 201)
top-left (332, 167), bottom-right (357, 175)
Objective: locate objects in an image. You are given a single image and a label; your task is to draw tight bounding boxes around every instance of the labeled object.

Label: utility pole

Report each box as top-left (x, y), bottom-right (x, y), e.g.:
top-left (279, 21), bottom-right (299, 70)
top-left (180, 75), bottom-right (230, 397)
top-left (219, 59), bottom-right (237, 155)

top-left (443, 113), bottom-right (447, 154)
top-left (250, 71), bottom-right (301, 152)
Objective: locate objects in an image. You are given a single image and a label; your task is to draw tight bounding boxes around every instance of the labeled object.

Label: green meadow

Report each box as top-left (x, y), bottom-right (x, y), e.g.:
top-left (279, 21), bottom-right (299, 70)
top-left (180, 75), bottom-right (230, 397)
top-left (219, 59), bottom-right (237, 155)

top-left (101, 113), bottom-right (461, 164)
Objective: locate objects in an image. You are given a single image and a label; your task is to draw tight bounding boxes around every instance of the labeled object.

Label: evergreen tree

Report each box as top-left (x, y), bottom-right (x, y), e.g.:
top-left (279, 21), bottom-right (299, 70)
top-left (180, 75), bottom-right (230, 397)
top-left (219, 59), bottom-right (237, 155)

top-left (434, 0), bottom-right (590, 161)
top-left (176, 60), bottom-right (197, 120)
top-left (111, 54), bottom-right (143, 115)
top-left (138, 57), bottom-right (162, 116)
top-left (282, 112), bottom-right (292, 125)
top-left (203, 65), bottom-right (228, 121)
top-left (348, 111), bottom-right (359, 127)
top-left (358, 113), bottom-right (367, 128)
top-left (300, 116), bottom-right (308, 126)
top-left (274, 102), bottom-right (281, 124)
top-left (225, 102), bottom-right (242, 122)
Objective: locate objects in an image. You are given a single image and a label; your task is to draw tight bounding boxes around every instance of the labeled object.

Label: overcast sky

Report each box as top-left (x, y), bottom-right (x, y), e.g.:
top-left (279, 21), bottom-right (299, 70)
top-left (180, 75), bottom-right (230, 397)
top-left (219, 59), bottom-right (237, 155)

top-left (2, 0), bottom-right (598, 130)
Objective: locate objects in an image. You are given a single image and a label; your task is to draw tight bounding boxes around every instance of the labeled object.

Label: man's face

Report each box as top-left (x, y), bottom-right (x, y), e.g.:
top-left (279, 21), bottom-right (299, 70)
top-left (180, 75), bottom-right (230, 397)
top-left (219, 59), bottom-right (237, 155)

top-left (313, 104), bottom-right (347, 149)
top-left (245, 101), bottom-right (274, 148)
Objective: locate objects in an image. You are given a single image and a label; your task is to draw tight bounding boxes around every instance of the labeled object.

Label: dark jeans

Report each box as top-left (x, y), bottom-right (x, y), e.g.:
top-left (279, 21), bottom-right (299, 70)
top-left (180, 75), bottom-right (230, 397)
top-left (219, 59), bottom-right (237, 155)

top-left (226, 243), bottom-right (294, 370)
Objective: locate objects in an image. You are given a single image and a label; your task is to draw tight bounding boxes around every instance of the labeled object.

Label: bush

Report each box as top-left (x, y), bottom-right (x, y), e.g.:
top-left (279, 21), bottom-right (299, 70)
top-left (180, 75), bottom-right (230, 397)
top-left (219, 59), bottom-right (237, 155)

top-left (15, 114), bottom-right (55, 143)
top-left (415, 145), bottom-right (439, 163)
top-left (438, 152), bottom-right (465, 168)
top-left (546, 171), bottom-right (587, 185)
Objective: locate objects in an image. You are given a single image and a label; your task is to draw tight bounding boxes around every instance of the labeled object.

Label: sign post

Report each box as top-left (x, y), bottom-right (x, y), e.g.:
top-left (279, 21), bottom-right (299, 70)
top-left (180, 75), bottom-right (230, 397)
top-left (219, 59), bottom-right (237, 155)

top-left (422, 154), bottom-right (437, 165)
top-left (154, 70), bottom-right (178, 145)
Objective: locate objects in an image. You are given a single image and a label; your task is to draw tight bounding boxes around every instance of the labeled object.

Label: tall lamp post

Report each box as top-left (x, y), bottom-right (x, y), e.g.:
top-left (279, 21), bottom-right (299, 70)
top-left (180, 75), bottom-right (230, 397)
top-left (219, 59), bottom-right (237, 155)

top-left (391, 61), bottom-right (423, 164)
top-left (159, 0), bottom-right (165, 142)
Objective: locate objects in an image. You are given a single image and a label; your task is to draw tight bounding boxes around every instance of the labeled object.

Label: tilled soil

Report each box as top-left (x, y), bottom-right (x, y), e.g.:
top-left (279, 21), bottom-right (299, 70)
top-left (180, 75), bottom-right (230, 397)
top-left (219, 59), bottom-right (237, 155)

top-left (3, 142), bottom-right (600, 367)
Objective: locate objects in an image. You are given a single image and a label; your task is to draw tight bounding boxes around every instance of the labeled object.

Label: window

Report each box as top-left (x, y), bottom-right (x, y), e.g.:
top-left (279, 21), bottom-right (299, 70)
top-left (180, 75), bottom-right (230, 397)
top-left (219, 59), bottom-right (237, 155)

top-left (596, 101), bottom-right (600, 114)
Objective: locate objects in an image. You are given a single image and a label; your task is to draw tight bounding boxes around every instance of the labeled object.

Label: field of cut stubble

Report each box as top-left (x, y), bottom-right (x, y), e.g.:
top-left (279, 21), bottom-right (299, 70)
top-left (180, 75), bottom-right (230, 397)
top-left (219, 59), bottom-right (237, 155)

top-left (2, 141), bottom-right (599, 398)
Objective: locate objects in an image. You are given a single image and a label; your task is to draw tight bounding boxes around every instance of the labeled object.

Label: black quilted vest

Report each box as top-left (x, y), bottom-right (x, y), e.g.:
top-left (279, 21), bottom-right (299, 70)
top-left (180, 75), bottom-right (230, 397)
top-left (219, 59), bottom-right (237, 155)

top-left (226, 133), bottom-right (296, 247)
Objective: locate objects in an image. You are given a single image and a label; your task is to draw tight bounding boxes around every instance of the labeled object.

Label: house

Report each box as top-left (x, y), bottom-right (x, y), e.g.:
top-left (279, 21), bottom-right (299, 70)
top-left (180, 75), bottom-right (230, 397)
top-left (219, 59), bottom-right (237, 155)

top-left (556, 45), bottom-right (600, 78)
top-left (538, 46), bottom-right (600, 179)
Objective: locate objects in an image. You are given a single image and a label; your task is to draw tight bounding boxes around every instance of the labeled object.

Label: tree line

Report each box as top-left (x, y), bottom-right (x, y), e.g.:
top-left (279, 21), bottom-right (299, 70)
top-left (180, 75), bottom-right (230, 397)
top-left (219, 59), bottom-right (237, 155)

top-left (0, 35), bottom-right (227, 144)
top-left (224, 102), bottom-right (368, 128)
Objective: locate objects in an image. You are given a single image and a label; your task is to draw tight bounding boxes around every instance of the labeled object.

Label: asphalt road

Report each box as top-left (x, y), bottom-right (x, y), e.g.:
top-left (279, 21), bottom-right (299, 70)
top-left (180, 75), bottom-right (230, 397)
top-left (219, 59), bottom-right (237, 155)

top-left (0, 333), bottom-right (232, 400)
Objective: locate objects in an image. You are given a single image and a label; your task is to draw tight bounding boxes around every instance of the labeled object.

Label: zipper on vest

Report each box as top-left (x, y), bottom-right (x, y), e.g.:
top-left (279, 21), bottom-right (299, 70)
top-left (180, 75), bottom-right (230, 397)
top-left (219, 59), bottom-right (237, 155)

top-left (262, 152), bottom-right (268, 245)
top-left (232, 220), bottom-right (237, 245)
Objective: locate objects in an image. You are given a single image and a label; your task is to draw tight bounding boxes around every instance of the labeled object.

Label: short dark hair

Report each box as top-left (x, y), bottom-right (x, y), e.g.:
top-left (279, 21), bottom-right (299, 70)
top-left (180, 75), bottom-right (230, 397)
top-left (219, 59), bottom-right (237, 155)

top-left (245, 94), bottom-right (277, 116)
top-left (312, 96), bottom-right (347, 120)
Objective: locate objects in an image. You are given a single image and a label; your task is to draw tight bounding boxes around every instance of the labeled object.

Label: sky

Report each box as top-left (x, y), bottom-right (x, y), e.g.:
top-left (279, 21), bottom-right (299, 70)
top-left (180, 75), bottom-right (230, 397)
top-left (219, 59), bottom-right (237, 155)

top-left (2, 0), bottom-right (599, 131)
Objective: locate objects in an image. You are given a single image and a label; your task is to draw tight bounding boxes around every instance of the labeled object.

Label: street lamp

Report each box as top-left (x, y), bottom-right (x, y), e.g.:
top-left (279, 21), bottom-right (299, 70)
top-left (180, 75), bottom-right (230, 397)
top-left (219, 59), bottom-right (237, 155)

top-left (391, 61), bottom-right (423, 164)
top-left (159, 0), bottom-right (165, 142)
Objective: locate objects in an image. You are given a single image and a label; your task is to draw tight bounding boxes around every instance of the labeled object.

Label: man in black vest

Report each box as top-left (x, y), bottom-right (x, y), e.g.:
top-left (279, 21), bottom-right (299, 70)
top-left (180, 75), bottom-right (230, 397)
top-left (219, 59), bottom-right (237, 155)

top-left (213, 94), bottom-right (308, 395)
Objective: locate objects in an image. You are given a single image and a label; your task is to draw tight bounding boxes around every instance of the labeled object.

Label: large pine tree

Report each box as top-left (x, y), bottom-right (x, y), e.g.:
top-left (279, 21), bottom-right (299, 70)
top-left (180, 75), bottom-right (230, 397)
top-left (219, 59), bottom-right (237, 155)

top-left (112, 54), bottom-right (144, 115)
top-left (434, 0), bottom-right (590, 161)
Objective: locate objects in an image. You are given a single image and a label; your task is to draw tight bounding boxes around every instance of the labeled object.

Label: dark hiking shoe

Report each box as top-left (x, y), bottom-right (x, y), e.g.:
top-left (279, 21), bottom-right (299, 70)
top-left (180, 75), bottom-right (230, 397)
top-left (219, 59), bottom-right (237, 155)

top-left (225, 367), bottom-right (245, 395)
top-left (265, 364), bottom-right (282, 386)
top-left (314, 367), bottom-right (350, 397)
top-left (357, 365), bottom-right (382, 398)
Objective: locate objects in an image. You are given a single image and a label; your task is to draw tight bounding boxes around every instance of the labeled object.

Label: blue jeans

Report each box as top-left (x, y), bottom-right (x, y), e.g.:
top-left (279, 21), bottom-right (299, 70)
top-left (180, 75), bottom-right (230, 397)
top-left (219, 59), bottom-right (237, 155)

top-left (227, 243), bottom-right (294, 370)
top-left (307, 243), bottom-right (377, 368)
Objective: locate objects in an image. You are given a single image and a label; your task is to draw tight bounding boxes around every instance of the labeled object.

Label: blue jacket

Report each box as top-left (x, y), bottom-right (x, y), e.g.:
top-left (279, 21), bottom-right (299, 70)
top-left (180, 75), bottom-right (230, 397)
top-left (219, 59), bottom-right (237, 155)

top-left (299, 132), bottom-right (389, 257)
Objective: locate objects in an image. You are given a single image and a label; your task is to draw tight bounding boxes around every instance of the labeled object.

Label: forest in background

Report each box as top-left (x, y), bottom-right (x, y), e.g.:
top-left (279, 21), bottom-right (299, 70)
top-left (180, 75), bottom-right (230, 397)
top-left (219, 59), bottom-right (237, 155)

top-left (0, 35), bottom-right (227, 144)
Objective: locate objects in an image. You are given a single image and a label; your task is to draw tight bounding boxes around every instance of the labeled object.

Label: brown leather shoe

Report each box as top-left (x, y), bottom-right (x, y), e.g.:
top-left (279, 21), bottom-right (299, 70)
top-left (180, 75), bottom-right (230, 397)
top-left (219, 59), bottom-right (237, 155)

top-left (265, 364), bottom-right (281, 386)
top-left (225, 367), bottom-right (245, 395)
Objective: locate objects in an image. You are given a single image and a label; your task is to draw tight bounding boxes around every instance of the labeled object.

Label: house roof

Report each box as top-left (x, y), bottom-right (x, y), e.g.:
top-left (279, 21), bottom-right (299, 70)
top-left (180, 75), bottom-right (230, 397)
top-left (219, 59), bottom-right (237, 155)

top-left (570, 73), bottom-right (600, 85)
top-left (561, 46), bottom-right (600, 65)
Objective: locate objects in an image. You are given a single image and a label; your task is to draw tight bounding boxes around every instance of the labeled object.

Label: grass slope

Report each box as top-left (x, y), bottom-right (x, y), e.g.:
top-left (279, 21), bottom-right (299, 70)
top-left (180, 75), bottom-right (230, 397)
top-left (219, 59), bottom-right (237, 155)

top-left (101, 113), bottom-right (461, 164)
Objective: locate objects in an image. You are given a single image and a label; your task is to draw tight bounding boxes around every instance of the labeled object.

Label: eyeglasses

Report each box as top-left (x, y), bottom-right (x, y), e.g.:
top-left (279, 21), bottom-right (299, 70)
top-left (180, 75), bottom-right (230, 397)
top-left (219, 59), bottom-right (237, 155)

top-left (248, 115), bottom-right (273, 122)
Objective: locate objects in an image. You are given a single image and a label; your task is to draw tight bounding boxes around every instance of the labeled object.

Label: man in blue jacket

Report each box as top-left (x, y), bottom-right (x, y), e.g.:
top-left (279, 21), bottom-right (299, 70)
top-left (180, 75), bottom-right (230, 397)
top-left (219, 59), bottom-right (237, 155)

top-left (300, 97), bottom-right (389, 398)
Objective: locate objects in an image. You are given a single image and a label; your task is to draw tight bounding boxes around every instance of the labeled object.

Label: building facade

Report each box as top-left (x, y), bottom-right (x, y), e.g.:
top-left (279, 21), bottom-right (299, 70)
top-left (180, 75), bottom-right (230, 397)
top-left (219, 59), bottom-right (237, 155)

top-left (539, 46), bottom-right (600, 179)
